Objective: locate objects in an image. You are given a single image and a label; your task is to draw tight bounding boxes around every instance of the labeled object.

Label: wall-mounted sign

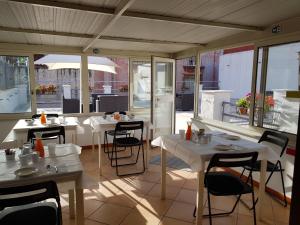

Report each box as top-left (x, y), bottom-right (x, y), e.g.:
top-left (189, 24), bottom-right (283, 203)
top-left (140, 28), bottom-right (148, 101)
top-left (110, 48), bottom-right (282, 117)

top-left (272, 24), bottom-right (281, 34)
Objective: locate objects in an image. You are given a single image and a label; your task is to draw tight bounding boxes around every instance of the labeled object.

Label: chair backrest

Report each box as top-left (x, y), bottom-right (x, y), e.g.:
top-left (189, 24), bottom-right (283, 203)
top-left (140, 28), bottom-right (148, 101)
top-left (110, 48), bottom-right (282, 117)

top-left (0, 181), bottom-right (62, 225)
top-left (114, 121), bottom-right (144, 139)
top-left (27, 126), bottom-right (65, 144)
top-left (258, 130), bottom-right (289, 157)
top-left (207, 152), bottom-right (258, 173)
top-left (32, 114), bottom-right (59, 119)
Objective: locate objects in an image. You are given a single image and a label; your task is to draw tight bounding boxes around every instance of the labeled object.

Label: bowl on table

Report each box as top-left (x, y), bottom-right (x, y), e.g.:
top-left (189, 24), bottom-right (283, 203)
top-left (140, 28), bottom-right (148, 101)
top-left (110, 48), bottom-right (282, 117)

top-left (24, 119), bottom-right (34, 126)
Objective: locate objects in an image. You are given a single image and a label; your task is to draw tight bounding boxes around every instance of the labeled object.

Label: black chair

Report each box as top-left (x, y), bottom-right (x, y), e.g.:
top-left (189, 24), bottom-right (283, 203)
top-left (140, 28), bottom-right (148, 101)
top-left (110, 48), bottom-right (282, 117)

top-left (193, 152), bottom-right (258, 225)
top-left (240, 130), bottom-right (289, 207)
top-left (27, 126), bottom-right (66, 144)
top-left (32, 114), bottom-right (59, 119)
top-left (0, 181), bottom-right (62, 225)
top-left (104, 112), bottom-right (131, 159)
top-left (111, 121), bottom-right (145, 176)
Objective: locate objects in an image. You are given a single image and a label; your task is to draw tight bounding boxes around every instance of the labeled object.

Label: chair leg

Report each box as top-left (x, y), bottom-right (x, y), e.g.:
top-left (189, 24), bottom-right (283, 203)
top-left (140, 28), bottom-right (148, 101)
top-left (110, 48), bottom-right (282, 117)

top-left (251, 177), bottom-right (257, 225)
top-left (114, 144), bottom-right (145, 176)
top-left (240, 168), bottom-right (246, 178)
top-left (207, 191), bottom-right (213, 225)
top-left (278, 162), bottom-right (288, 207)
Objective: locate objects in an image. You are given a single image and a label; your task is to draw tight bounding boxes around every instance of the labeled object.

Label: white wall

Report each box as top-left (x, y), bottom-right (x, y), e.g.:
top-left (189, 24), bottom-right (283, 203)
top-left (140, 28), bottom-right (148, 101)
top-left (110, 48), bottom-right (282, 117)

top-left (219, 50), bottom-right (254, 99)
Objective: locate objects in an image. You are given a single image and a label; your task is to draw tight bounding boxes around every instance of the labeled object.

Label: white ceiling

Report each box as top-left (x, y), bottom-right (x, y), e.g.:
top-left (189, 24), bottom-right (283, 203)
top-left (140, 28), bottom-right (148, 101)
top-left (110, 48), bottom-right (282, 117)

top-left (0, 0), bottom-right (299, 53)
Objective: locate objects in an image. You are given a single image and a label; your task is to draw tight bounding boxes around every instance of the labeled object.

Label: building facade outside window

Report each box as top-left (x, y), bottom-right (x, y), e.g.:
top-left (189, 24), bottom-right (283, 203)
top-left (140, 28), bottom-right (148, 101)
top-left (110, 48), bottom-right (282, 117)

top-left (198, 46), bottom-right (254, 126)
top-left (88, 56), bottom-right (129, 113)
top-left (34, 54), bottom-right (81, 114)
top-left (0, 56), bottom-right (31, 114)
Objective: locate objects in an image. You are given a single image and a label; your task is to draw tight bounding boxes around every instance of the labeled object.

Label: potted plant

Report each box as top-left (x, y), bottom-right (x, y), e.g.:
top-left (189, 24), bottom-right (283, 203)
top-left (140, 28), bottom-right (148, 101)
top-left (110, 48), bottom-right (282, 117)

top-left (236, 97), bottom-right (249, 115)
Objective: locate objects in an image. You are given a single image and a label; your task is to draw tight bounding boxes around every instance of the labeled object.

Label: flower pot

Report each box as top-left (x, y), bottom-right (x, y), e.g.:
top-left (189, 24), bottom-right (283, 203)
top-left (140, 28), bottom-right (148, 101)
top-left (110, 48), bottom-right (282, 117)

top-left (238, 107), bottom-right (248, 115)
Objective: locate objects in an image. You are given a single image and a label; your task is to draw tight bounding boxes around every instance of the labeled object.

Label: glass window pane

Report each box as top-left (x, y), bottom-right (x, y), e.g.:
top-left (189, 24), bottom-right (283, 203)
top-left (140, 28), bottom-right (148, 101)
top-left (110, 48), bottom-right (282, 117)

top-left (34, 54), bottom-right (81, 114)
top-left (198, 46), bottom-right (254, 127)
top-left (0, 56), bottom-right (31, 113)
top-left (132, 61), bottom-right (151, 109)
top-left (262, 42), bottom-right (300, 134)
top-left (88, 57), bottom-right (128, 113)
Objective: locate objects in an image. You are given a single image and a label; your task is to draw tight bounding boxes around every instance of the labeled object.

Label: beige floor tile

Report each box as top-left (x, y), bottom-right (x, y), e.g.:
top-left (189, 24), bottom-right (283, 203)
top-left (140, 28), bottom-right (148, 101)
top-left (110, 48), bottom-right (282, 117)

top-left (107, 190), bottom-right (143, 208)
top-left (89, 203), bottom-right (132, 225)
top-left (62, 213), bottom-right (107, 225)
top-left (133, 170), bottom-right (161, 183)
top-left (136, 196), bottom-right (173, 217)
top-left (182, 178), bottom-right (197, 190)
top-left (115, 177), bottom-right (156, 194)
top-left (147, 183), bottom-right (182, 200)
top-left (175, 189), bottom-right (197, 205)
top-left (159, 217), bottom-right (193, 225)
top-left (206, 195), bottom-right (240, 213)
top-left (272, 201), bottom-right (289, 224)
top-left (166, 201), bottom-right (196, 223)
top-left (61, 196), bottom-right (104, 217)
top-left (120, 208), bottom-right (161, 225)
top-left (237, 214), bottom-right (275, 225)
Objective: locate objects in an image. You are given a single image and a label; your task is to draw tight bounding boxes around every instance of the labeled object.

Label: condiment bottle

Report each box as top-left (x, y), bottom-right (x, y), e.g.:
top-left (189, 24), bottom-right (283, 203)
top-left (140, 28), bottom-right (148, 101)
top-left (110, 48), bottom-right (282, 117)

top-left (186, 122), bottom-right (192, 140)
top-left (34, 132), bottom-right (45, 158)
top-left (40, 112), bottom-right (47, 125)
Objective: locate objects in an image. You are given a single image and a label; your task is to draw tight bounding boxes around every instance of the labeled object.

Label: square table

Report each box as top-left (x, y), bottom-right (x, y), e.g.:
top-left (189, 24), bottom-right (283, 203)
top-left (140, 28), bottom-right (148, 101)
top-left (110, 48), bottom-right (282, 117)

top-left (3, 117), bottom-right (79, 146)
top-left (152, 133), bottom-right (279, 225)
top-left (0, 144), bottom-right (84, 225)
top-left (89, 116), bottom-right (151, 175)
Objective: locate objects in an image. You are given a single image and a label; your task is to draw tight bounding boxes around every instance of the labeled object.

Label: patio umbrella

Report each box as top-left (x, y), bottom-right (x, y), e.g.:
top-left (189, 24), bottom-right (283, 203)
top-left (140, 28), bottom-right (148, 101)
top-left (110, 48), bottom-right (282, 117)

top-left (34, 54), bottom-right (118, 74)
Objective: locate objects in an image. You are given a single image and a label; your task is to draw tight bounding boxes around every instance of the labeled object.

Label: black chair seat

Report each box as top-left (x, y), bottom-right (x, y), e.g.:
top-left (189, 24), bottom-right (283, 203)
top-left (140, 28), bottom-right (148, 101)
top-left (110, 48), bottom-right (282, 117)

top-left (114, 137), bottom-right (141, 147)
top-left (0, 202), bottom-right (57, 225)
top-left (106, 130), bottom-right (129, 136)
top-left (244, 160), bottom-right (283, 172)
top-left (206, 172), bottom-right (252, 196)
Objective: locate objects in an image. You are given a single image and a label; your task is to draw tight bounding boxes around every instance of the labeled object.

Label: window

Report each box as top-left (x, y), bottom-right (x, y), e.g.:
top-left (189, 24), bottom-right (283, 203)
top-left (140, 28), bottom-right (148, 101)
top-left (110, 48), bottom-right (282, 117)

top-left (254, 42), bottom-right (300, 134)
top-left (131, 60), bottom-right (151, 109)
top-left (198, 46), bottom-right (254, 126)
top-left (88, 57), bottom-right (129, 113)
top-left (34, 54), bottom-right (81, 114)
top-left (0, 56), bottom-right (31, 114)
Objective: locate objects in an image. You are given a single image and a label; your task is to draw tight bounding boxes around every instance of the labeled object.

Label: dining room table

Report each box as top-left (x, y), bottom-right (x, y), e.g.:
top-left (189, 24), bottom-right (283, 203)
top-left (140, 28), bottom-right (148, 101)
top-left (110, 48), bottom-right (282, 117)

top-left (3, 117), bottom-right (79, 146)
top-left (88, 115), bottom-right (151, 175)
top-left (151, 132), bottom-right (279, 225)
top-left (0, 143), bottom-right (85, 225)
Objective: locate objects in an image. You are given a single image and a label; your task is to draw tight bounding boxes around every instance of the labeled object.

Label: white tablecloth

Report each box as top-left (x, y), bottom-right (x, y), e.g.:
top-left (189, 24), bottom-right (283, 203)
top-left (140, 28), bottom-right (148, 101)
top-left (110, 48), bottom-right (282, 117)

top-left (89, 116), bottom-right (150, 133)
top-left (151, 134), bottom-right (279, 171)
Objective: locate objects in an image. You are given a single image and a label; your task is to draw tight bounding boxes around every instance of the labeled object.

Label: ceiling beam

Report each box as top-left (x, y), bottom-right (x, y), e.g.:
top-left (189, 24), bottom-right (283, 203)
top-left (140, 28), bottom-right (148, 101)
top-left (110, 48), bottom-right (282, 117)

top-left (82, 0), bottom-right (136, 52)
top-left (100, 36), bottom-right (204, 47)
top-left (0, 26), bottom-right (205, 46)
top-left (6, 0), bottom-right (264, 31)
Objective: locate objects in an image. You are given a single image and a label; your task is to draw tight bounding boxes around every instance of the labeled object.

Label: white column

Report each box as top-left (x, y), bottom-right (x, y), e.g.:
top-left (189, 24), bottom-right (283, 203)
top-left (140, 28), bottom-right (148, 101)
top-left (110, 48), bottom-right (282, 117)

top-left (80, 55), bottom-right (89, 114)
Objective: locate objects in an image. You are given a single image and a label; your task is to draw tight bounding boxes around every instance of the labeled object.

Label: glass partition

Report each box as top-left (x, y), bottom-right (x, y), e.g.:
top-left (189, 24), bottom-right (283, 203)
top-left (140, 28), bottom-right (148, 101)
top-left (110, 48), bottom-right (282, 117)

top-left (0, 56), bottom-right (31, 114)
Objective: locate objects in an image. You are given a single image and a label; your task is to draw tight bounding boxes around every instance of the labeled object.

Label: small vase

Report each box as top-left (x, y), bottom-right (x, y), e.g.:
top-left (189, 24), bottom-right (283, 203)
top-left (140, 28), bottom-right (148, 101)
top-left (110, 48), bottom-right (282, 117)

top-left (186, 122), bottom-right (192, 140)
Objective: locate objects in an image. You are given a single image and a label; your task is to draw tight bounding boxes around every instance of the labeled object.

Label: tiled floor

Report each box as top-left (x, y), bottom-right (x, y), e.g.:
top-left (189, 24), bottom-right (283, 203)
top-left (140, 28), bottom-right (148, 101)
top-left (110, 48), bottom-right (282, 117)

top-left (61, 147), bottom-right (290, 225)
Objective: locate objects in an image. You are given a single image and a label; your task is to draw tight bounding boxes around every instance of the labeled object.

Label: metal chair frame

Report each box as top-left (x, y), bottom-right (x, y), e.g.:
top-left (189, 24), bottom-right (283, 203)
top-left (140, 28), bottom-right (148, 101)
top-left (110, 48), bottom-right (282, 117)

top-left (27, 126), bottom-right (66, 144)
top-left (240, 130), bottom-right (289, 207)
top-left (111, 121), bottom-right (145, 176)
top-left (193, 152), bottom-right (258, 225)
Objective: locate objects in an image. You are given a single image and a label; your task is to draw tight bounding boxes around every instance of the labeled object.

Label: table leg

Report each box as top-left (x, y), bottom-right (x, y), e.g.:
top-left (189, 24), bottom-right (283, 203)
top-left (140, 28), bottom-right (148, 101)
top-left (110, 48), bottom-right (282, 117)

top-left (98, 132), bottom-right (102, 175)
top-left (75, 187), bottom-right (84, 225)
top-left (161, 147), bottom-right (166, 200)
top-left (195, 170), bottom-right (205, 225)
top-left (146, 126), bottom-right (149, 169)
top-left (68, 189), bottom-right (75, 219)
top-left (92, 131), bottom-right (95, 151)
top-left (73, 129), bottom-right (77, 144)
top-left (257, 158), bottom-right (267, 220)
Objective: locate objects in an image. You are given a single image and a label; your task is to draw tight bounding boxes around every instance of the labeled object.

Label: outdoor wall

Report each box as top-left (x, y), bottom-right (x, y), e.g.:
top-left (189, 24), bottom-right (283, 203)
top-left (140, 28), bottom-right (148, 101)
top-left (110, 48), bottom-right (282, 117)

top-left (219, 50), bottom-right (253, 99)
